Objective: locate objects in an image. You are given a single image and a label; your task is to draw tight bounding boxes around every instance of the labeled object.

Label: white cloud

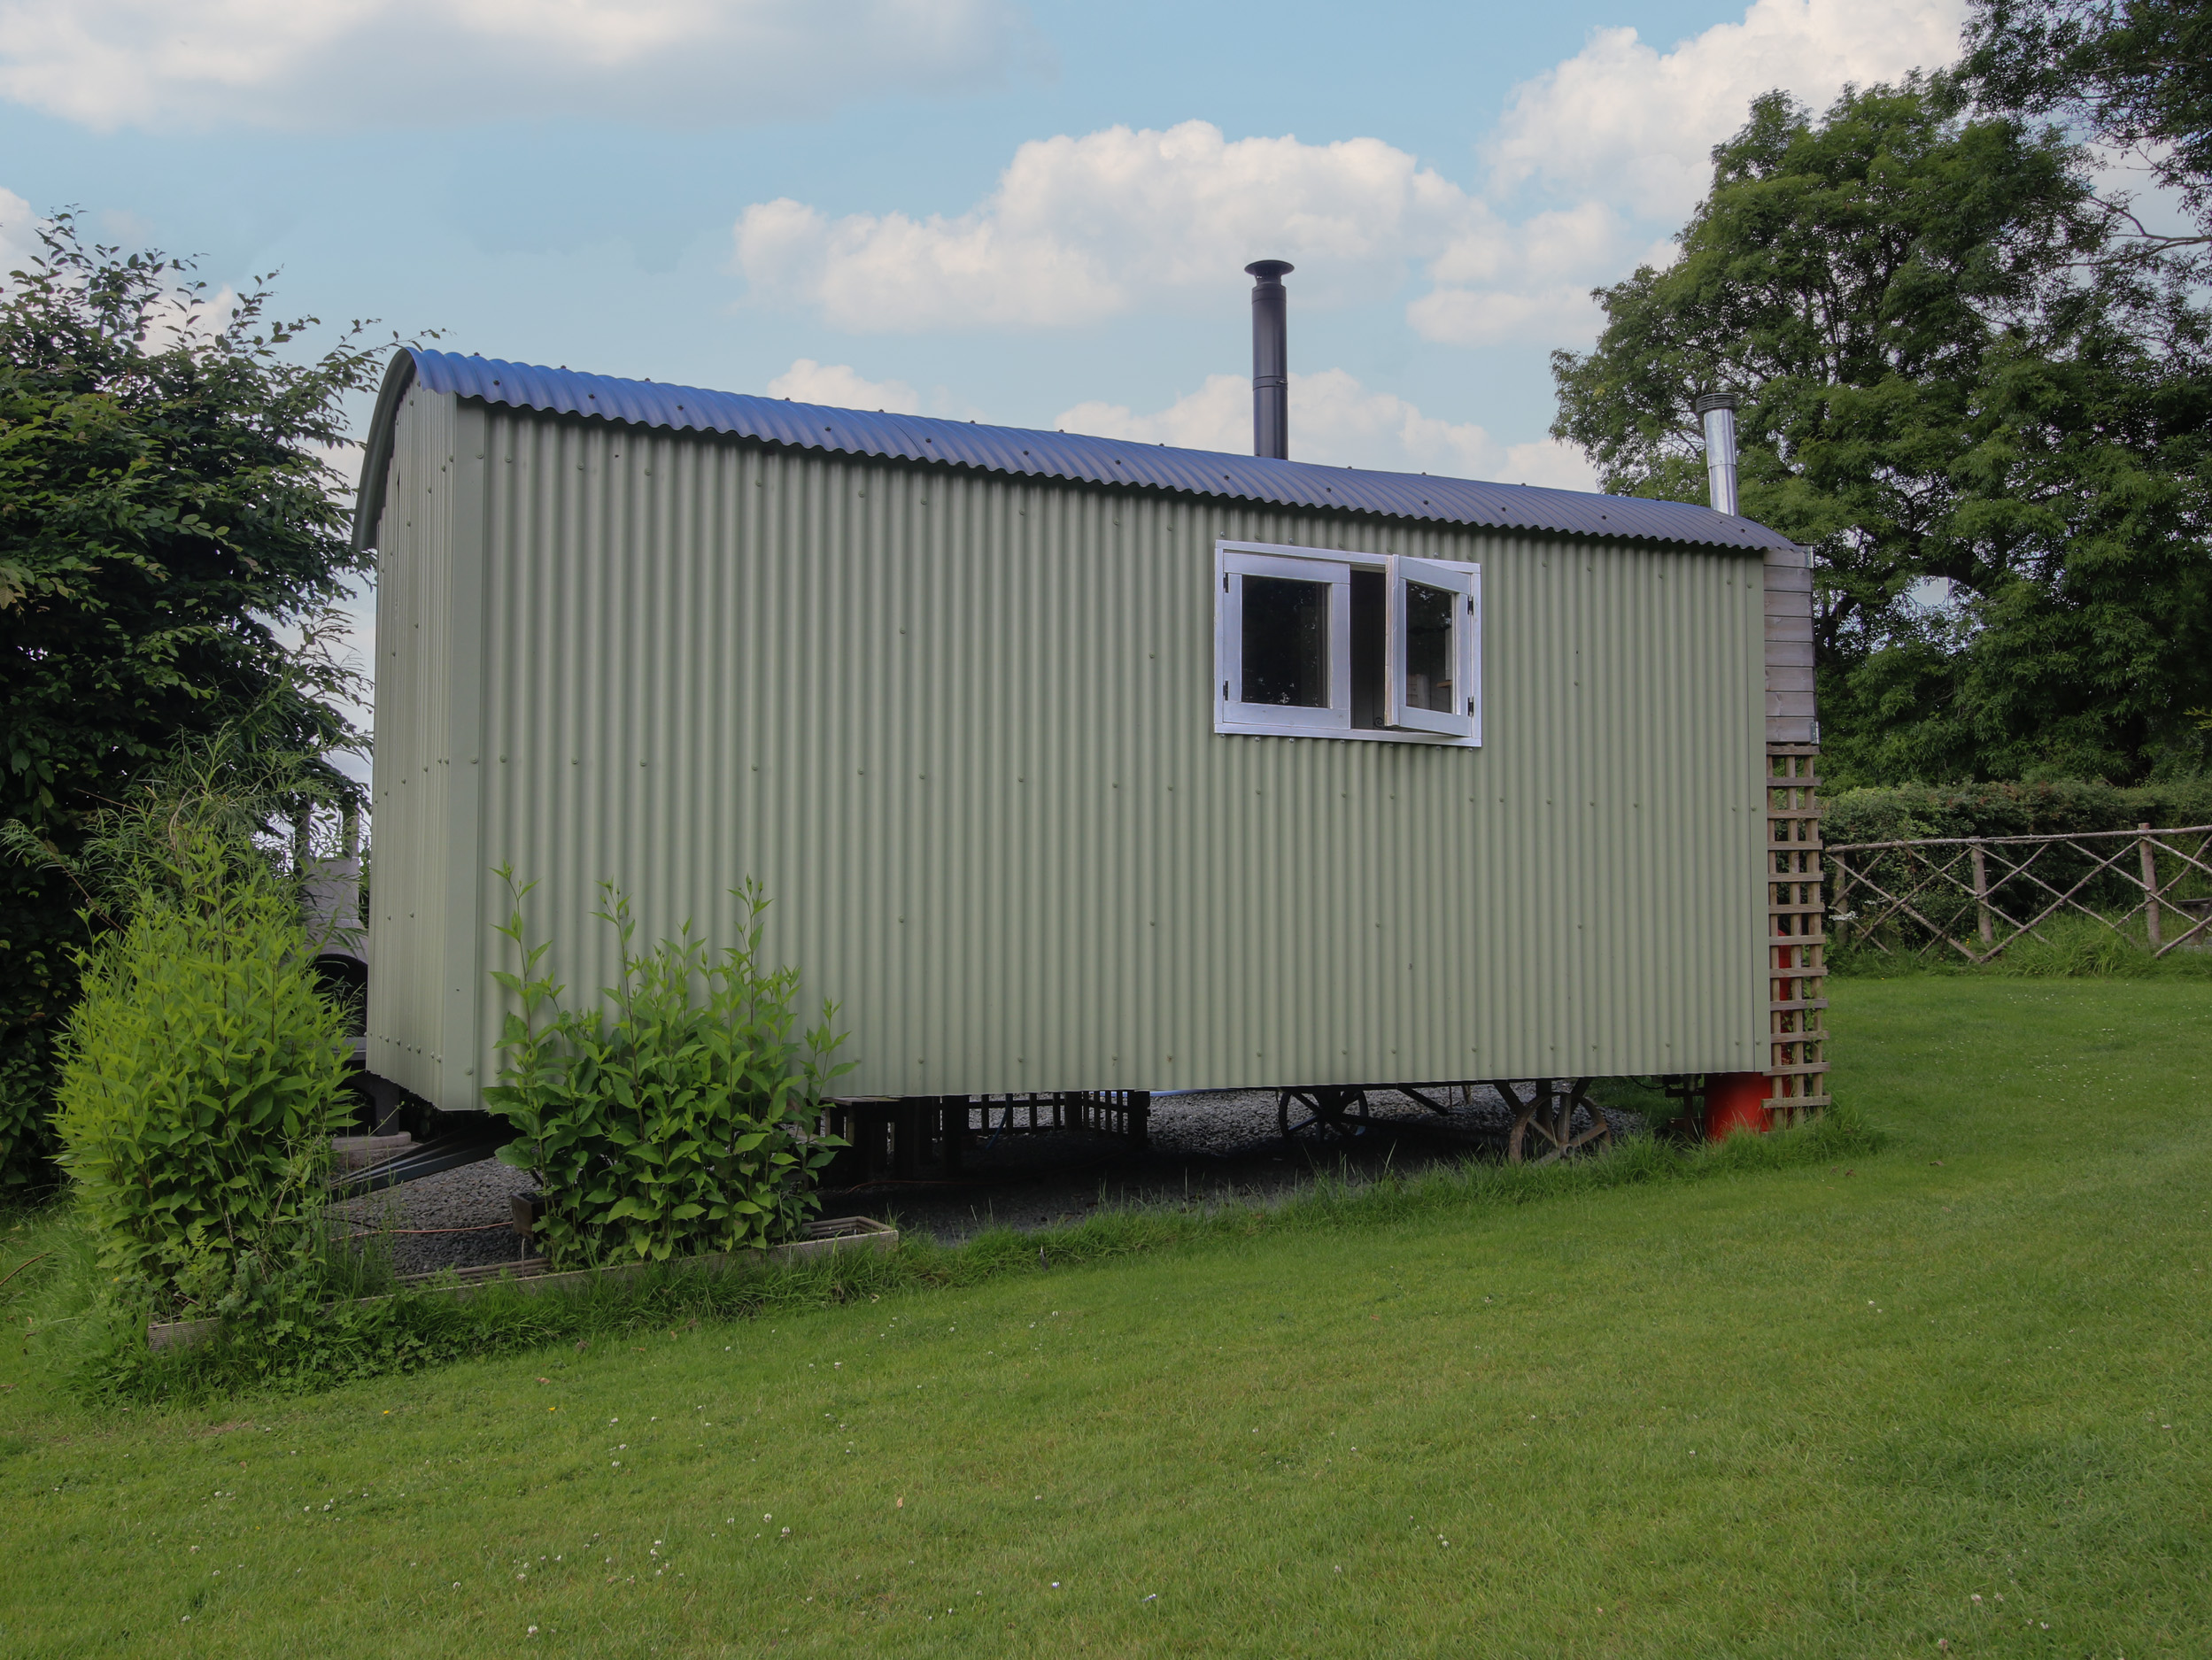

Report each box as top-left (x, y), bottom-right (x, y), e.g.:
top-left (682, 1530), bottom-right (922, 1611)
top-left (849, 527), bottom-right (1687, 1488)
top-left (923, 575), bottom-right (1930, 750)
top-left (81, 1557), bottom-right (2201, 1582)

top-left (1055, 373), bottom-right (1246, 452)
top-left (0, 197), bottom-right (250, 341)
top-left (731, 1), bottom-right (1972, 348)
top-left (735, 120), bottom-right (1478, 332)
top-left (0, 0), bottom-right (1040, 131)
top-left (138, 283), bottom-right (241, 352)
top-left (1409, 205), bottom-right (1677, 347)
top-left (1487, 0), bottom-right (1968, 219)
top-left (0, 186), bottom-right (39, 282)
top-left (1053, 368), bottom-right (1597, 490)
top-left (1405, 285), bottom-right (1604, 350)
top-left (1427, 200), bottom-right (1624, 289)
top-left (764, 358), bottom-right (921, 413)
top-left (1493, 437), bottom-right (1599, 492)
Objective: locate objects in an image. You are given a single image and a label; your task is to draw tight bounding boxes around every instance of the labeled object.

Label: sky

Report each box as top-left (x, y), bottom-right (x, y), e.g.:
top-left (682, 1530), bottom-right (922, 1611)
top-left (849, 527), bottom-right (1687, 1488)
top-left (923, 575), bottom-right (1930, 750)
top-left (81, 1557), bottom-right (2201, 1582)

top-left (0, 0), bottom-right (1976, 764)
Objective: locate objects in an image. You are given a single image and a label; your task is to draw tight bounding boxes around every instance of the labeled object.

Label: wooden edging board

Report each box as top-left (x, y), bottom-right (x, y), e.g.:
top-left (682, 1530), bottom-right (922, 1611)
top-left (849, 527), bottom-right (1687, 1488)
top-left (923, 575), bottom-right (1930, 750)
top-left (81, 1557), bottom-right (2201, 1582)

top-left (145, 1216), bottom-right (900, 1353)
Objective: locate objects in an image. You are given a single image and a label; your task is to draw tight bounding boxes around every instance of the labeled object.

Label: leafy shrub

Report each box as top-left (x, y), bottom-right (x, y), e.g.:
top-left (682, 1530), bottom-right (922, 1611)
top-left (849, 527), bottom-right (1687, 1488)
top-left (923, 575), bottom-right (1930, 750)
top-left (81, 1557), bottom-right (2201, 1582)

top-left (1824, 777), bottom-right (2212, 847)
top-left (55, 822), bottom-right (353, 1314)
top-left (484, 873), bottom-right (851, 1270)
top-left (1, 217), bottom-right (382, 1198)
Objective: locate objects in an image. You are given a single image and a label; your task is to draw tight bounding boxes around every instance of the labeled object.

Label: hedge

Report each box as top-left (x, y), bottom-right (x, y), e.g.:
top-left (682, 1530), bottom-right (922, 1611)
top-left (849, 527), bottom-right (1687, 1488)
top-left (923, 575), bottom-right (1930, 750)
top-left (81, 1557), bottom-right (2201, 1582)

top-left (1823, 778), bottom-right (2212, 847)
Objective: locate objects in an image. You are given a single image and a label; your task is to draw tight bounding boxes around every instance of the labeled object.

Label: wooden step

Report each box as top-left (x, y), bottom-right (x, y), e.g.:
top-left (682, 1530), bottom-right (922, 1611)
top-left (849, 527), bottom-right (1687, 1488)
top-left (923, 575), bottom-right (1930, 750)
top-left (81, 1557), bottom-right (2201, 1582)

top-left (331, 1133), bottom-right (414, 1175)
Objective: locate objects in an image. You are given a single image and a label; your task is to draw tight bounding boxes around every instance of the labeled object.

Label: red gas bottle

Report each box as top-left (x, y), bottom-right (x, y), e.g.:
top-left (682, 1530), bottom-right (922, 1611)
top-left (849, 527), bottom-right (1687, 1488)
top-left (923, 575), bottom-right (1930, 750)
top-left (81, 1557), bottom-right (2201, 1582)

top-left (1703, 1073), bottom-right (1771, 1141)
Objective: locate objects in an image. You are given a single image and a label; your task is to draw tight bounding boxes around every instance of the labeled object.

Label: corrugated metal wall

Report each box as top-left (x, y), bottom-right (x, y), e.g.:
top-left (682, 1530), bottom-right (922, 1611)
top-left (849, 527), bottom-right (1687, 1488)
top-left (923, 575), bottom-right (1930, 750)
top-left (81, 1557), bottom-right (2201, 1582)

top-left (368, 393), bottom-right (1771, 1108)
top-left (362, 389), bottom-right (458, 1101)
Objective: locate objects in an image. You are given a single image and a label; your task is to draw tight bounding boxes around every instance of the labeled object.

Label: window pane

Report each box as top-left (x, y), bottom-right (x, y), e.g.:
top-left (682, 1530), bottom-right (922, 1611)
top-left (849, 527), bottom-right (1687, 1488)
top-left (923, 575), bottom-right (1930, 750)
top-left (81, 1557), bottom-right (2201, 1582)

top-left (1241, 575), bottom-right (1330, 707)
top-left (1404, 582), bottom-right (1455, 714)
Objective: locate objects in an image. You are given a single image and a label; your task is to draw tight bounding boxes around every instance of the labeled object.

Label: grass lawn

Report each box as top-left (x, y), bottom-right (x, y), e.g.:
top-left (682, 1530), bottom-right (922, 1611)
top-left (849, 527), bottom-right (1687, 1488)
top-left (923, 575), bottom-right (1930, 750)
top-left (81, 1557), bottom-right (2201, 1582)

top-left (2, 976), bottom-right (2207, 1657)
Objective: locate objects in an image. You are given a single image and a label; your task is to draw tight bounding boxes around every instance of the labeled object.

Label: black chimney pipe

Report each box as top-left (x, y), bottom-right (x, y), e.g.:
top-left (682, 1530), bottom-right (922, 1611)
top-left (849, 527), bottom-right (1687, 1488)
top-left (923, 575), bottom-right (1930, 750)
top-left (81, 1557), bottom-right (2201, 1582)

top-left (1245, 259), bottom-right (1293, 459)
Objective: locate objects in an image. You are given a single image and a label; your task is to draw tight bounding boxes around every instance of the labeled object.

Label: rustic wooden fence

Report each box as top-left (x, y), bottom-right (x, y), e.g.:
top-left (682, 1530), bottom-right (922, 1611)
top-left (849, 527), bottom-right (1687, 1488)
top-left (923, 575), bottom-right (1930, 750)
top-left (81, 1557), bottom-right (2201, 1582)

top-left (1826, 823), bottom-right (2212, 963)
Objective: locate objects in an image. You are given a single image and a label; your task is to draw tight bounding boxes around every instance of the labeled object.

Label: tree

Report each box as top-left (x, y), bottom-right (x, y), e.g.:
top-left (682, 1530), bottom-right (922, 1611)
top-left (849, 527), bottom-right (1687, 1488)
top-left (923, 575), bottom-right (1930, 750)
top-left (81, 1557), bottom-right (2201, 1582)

top-left (1551, 76), bottom-right (2212, 786)
top-left (1962, 0), bottom-right (2212, 248)
top-left (0, 212), bottom-right (391, 1186)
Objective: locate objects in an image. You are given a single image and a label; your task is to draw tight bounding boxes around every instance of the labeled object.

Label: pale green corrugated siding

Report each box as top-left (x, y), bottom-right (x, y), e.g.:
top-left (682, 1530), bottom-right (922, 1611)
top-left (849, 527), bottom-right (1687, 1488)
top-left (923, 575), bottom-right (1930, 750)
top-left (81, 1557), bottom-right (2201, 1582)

top-left (370, 394), bottom-right (1769, 1108)
top-left (362, 389), bottom-right (459, 1102)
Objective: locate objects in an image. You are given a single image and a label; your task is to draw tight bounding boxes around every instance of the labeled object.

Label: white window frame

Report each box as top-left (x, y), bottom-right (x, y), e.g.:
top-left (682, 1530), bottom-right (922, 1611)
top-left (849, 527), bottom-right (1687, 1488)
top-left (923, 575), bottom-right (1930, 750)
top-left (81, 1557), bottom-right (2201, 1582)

top-left (1388, 556), bottom-right (1481, 740)
top-left (1214, 539), bottom-right (1482, 746)
top-left (1217, 547), bottom-right (1352, 734)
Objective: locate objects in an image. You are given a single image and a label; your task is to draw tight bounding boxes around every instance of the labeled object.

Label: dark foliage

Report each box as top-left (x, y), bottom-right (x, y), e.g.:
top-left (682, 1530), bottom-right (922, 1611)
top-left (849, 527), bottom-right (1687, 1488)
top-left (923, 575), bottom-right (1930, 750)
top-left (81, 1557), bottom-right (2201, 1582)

top-left (0, 212), bottom-right (391, 1188)
top-left (1551, 78), bottom-right (2212, 786)
top-left (1962, 0), bottom-right (2212, 245)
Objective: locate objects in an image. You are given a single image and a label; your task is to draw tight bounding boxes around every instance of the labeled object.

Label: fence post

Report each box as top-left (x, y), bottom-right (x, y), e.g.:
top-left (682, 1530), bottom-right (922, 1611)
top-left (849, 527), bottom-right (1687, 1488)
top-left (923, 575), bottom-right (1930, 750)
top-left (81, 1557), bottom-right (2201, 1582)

top-left (1970, 839), bottom-right (1994, 949)
top-left (2139, 822), bottom-right (2162, 952)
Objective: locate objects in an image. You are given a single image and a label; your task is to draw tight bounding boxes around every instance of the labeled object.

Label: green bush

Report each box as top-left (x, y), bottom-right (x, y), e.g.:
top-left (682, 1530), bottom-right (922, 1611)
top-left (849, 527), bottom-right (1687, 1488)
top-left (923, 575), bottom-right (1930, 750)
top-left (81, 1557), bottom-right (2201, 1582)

top-left (484, 872), bottom-right (851, 1270)
top-left (1, 220), bottom-right (383, 1199)
top-left (54, 823), bottom-right (352, 1314)
top-left (1824, 777), bottom-right (2212, 846)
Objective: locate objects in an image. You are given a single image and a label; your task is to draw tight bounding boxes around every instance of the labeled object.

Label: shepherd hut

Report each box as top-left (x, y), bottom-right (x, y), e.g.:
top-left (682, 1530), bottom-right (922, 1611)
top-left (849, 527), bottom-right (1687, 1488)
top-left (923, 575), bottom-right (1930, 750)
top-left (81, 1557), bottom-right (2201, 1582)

top-left (352, 263), bottom-right (1826, 1162)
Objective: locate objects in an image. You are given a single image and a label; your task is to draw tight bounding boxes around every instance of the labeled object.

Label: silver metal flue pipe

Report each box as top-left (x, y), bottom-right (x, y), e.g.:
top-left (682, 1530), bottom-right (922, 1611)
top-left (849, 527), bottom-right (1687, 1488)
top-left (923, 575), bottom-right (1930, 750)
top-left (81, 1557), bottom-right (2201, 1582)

top-left (1695, 391), bottom-right (1739, 515)
top-left (1245, 259), bottom-right (1293, 459)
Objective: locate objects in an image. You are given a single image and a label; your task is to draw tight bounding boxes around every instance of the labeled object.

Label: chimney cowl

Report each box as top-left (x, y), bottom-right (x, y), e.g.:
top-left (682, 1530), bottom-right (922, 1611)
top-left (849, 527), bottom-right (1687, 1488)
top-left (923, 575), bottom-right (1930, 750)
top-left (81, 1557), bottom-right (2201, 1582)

top-left (1246, 260), bottom-right (1293, 459)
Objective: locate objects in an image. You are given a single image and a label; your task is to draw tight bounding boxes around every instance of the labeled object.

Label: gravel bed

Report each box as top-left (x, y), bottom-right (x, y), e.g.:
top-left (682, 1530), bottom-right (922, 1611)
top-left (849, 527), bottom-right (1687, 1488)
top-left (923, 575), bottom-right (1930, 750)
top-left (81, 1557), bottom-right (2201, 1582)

top-left (332, 1157), bottom-right (538, 1278)
top-left (335, 1085), bottom-right (1639, 1275)
top-left (824, 1085), bottom-right (1628, 1245)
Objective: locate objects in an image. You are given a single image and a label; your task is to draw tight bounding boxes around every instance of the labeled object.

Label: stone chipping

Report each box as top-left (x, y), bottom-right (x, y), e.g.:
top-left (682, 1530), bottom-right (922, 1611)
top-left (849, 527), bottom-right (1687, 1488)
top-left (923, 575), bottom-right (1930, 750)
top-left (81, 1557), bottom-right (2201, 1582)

top-left (333, 1084), bottom-right (1640, 1273)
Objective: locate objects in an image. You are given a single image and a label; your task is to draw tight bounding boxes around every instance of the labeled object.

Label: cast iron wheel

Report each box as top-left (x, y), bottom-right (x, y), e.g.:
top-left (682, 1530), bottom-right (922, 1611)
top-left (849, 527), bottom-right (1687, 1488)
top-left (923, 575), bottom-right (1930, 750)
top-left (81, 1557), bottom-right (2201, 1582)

top-left (1502, 1078), bottom-right (1612, 1164)
top-left (1277, 1086), bottom-right (1373, 1142)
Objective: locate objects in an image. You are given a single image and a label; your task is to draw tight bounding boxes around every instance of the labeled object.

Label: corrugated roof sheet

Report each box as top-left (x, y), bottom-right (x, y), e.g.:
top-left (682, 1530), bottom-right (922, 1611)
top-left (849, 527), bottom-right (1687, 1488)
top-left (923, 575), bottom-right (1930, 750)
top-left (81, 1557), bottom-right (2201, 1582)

top-left (357, 348), bottom-right (1792, 552)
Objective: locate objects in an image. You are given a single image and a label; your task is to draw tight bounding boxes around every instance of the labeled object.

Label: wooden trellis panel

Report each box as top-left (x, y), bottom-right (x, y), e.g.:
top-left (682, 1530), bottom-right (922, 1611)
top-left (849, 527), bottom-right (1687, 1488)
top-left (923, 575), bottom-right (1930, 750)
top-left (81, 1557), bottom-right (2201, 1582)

top-left (1766, 746), bottom-right (1829, 1122)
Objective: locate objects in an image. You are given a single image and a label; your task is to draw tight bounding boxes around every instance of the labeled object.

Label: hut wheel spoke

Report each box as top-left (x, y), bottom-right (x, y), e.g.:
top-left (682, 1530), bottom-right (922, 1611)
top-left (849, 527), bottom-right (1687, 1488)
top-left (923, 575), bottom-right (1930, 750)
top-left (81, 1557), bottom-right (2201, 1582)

top-left (1507, 1079), bottom-right (1612, 1165)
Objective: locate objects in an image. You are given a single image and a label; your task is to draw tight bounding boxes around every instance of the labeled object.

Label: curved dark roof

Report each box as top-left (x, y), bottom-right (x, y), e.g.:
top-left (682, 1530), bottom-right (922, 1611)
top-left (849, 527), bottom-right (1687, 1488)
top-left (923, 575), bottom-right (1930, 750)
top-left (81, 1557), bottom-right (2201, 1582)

top-left (354, 349), bottom-right (1790, 553)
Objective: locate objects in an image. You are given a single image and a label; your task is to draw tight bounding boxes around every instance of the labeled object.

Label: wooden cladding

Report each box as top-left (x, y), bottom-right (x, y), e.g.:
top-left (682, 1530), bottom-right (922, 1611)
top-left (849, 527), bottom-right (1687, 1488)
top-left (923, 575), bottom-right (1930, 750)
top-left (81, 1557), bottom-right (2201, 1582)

top-left (1765, 544), bottom-right (1817, 745)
